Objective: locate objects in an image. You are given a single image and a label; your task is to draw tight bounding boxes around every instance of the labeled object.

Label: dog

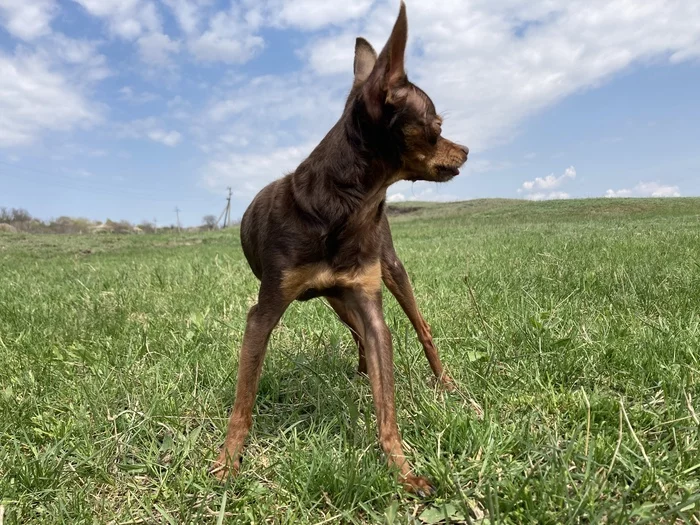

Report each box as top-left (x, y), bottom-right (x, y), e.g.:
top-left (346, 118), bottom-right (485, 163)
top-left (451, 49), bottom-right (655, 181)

top-left (212, 1), bottom-right (469, 496)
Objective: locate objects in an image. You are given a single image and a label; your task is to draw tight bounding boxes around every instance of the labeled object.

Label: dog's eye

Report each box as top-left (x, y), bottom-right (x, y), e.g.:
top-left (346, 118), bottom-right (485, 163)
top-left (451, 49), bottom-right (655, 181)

top-left (428, 121), bottom-right (441, 144)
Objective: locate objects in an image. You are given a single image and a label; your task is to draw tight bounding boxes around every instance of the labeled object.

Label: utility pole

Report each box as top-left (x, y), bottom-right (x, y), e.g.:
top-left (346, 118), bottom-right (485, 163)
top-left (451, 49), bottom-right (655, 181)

top-left (174, 207), bottom-right (181, 232)
top-left (223, 187), bottom-right (232, 228)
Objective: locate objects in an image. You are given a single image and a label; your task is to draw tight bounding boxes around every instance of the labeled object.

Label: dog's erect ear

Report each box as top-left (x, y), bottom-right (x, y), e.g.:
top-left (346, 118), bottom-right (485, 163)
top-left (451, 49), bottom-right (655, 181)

top-left (353, 37), bottom-right (377, 86)
top-left (383, 1), bottom-right (408, 88)
top-left (362, 1), bottom-right (408, 119)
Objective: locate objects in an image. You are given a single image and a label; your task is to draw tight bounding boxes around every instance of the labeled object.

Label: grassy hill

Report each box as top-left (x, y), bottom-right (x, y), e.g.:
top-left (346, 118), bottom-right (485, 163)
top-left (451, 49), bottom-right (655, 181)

top-left (1, 198), bottom-right (699, 523)
top-left (388, 196), bottom-right (700, 221)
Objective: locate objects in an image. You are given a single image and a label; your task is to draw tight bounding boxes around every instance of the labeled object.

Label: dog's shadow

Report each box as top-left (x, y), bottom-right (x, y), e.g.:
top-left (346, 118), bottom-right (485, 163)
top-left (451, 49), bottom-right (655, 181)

top-left (217, 338), bottom-right (370, 437)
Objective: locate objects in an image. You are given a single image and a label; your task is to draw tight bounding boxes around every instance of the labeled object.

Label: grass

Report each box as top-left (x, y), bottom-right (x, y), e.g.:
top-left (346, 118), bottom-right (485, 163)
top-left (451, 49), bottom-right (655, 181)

top-left (1, 197), bottom-right (699, 524)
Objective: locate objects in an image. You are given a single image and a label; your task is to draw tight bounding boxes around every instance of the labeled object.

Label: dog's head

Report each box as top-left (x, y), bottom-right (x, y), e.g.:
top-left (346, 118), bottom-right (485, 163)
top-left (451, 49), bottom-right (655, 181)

top-left (350, 2), bottom-right (468, 183)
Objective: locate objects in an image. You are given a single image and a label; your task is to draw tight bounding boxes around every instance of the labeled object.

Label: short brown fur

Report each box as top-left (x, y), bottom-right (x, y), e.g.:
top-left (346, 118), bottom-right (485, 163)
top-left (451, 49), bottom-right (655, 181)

top-left (211, 1), bottom-right (469, 496)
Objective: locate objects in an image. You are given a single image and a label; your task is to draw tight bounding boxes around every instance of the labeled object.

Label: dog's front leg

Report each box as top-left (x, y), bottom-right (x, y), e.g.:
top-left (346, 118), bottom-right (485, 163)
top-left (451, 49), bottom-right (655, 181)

top-left (381, 253), bottom-right (455, 390)
top-left (345, 288), bottom-right (436, 497)
top-left (212, 283), bottom-right (289, 480)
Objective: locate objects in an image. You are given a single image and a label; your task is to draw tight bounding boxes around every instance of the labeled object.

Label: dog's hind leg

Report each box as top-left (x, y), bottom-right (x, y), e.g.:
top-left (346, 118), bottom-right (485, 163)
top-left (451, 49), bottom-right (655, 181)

top-left (212, 282), bottom-right (290, 480)
top-left (381, 251), bottom-right (455, 390)
top-left (327, 296), bottom-right (368, 375)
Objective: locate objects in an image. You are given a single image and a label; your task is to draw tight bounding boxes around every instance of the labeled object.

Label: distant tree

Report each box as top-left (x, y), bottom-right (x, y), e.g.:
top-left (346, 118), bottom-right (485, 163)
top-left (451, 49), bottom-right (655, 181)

top-left (10, 208), bottom-right (32, 223)
top-left (0, 207), bottom-right (32, 224)
top-left (138, 220), bottom-right (157, 234)
top-left (49, 216), bottom-right (95, 234)
top-left (202, 214), bottom-right (218, 230)
top-left (113, 220), bottom-right (135, 234)
top-left (0, 207), bottom-right (167, 235)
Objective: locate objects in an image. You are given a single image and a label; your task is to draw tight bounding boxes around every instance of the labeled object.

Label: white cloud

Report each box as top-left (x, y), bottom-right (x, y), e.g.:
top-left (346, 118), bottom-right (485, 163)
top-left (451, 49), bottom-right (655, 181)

top-left (303, 30), bottom-right (378, 77)
top-left (196, 72), bottom-right (346, 190)
top-left (0, 50), bottom-right (100, 147)
top-left (161, 0), bottom-right (202, 35)
top-left (269, 0), bottom-right (374, 30)
top-left (306, 0), bottom-right (700, 152)
top-left (206, 73), bottom-right (341, 125)
top-left (520, 166), bottom-right (576, 192)
top-left (72, 0), bottom-right (266, 66)
top-left (72, 0), bottom-right (161, 40)
top-left (116, 118), bottom-right (182, 147)
top-left (201, 143), bottom-right (315, 197)
top-left (670, 42), bottom-right (700, 63)
top-left (49, 34), bottom-right (100, 64)
top-left (386, 184), bottom-right (459, 203)
top-left (387, 193), bottom-right (406, 203)
top-left (42, 34), bottom-right (111, 83)
top-left (137, 32), bottom-right (180, 65)
top-left (0, 0), bottom-right (55, 41)
top-left (518, 166), bottom-right (576, 200)
top-left (148, 129), bottom-right (182, 146)
top-left (63, 168), bottom-right (94, 179)
top-left (605, 182), bottom-right (681, 198)
top-left (158, 0), bottom-right (267, 64)
top-left (605, 188), bottom-right (633, 198)
top-left (302, 31), bottom-right (361, 77)
top-left (119, 86), bottom-right (159, 104)
top-left (525, 191), bottom-right (571, 201)
top-left (188, 7), bottom-right (264, 64)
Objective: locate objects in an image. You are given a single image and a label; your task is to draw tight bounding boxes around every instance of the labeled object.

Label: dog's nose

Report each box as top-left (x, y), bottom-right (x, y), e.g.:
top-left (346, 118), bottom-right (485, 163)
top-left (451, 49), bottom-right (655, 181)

top-left (460, 145), bottom-right (469, 157)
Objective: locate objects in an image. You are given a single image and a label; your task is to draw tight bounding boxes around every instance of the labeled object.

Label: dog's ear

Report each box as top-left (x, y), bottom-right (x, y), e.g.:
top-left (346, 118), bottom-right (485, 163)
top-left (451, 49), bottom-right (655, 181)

top-left (362, 1), bottom-right (408, 120)
top-left (383, 1), bottom-right (408, 89)
top-left (353, 37), bottom-right (377, 86)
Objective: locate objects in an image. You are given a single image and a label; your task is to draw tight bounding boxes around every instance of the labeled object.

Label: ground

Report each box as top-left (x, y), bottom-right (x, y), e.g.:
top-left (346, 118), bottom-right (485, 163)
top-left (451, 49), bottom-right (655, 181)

top-left (1, 198), bottom-right (699, 524)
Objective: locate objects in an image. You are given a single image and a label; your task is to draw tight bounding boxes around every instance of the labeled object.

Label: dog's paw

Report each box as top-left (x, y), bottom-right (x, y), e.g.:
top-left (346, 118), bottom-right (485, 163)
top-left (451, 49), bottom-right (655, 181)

top-left (439, 374), bottom-right (457, 392)
top-left (431, 373), bottom-right (456, 392)
top-left (402, 474), bottom-right (436, 498)
top-left (210, 451), bottom-right (241, 482)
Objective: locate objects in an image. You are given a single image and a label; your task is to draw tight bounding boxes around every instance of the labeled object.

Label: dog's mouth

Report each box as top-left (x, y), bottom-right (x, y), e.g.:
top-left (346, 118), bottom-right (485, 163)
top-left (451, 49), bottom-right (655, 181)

top-left (434, 165), bottom-right (461, 181)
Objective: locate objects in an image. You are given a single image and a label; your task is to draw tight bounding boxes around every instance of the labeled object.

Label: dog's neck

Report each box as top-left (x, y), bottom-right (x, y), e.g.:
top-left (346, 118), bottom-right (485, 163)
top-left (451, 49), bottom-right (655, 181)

top-left (291, 103), bottom-right (400, 227)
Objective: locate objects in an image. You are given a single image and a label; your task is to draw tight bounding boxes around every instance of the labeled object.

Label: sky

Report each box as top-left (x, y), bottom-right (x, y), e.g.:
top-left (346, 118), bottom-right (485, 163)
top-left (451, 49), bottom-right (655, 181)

top-left (0, 0), bottom-right (699, 227)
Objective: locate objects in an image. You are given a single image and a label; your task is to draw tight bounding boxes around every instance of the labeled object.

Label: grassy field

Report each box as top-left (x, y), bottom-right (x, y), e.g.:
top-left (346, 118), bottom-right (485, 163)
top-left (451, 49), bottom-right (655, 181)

top-left (1, 198), bottom-right (699, 524)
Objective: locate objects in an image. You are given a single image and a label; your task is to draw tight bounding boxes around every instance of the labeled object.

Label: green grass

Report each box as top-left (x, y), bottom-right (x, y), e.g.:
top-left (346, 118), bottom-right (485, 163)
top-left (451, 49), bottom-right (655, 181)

top-left (1, 198), bottom-right (699, 524)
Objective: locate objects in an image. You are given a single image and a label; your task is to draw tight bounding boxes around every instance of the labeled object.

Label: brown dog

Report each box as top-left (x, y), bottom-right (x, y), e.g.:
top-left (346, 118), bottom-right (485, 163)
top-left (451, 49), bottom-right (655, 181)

top-left (212, 1), bottom-right (469, 496)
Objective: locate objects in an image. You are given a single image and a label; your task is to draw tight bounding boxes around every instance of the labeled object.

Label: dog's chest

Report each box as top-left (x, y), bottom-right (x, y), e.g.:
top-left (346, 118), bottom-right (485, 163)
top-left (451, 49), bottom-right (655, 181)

top-left (281, 260), bottom-right (381, 302)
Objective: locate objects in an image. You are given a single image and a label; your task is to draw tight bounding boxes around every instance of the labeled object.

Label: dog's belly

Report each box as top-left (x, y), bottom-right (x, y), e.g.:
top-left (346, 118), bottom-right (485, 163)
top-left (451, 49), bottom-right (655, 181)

top-left (281, 261), bottom-right (381, 303)
top-left (296, 286), bottom-right (342, 302)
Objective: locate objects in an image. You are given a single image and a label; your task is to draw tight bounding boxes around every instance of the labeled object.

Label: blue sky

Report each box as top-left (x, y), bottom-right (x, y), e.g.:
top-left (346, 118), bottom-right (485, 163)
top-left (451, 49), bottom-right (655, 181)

top-left (1, 0), bottom-right (699, 227)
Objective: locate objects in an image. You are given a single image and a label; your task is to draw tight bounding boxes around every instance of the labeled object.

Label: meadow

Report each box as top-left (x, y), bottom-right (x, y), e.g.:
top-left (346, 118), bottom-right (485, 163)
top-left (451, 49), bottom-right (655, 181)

top-left (1, 198), bottom-right (699, 524)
